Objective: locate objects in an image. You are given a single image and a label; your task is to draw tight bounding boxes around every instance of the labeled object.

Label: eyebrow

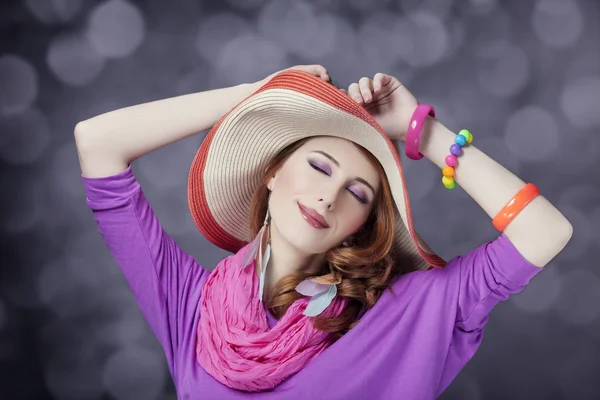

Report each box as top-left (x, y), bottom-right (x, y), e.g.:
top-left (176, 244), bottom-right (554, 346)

top-left (311, 150), bottom-right (376, 194)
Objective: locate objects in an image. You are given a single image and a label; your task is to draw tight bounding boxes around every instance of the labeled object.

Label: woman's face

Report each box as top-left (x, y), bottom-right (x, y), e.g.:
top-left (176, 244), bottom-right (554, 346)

top-left (267, 136), bottom-right (381, 255)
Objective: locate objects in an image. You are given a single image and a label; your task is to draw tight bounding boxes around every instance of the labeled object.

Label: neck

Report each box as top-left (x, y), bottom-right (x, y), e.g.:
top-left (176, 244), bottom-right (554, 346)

top-left (257, 221), bottom-right (327, 297)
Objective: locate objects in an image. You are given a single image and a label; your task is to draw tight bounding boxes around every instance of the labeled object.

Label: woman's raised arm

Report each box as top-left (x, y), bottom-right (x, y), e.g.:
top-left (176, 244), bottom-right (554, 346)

top-left (74, 82), bottom-right (259, 178)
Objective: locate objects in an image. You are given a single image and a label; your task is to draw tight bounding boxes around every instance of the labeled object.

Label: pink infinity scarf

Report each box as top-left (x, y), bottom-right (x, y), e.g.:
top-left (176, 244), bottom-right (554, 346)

top-left (196, 241), bottom-right (348, 392)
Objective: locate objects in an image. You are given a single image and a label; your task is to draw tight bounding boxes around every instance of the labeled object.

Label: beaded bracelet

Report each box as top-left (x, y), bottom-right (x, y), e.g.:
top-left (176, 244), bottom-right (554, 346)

top-left (442, 129), bottom-right (473, 189)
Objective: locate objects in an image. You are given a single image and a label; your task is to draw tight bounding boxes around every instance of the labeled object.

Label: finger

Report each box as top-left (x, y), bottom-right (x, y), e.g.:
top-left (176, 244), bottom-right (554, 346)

top-left (347, 82), bottom-right (363, 103)
top-left (339, 88), bottom-right (348, 95)
top-left (311, 64), bottom-right (329, 81)
top-left (358, 77), bottom-right (374, 103)
top-left (375, 73), bottom-right (392, 88)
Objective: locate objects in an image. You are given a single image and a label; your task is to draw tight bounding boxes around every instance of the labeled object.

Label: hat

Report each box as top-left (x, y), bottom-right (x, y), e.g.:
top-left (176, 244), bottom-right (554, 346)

top-left (187, 70), bottom-right (447, 271)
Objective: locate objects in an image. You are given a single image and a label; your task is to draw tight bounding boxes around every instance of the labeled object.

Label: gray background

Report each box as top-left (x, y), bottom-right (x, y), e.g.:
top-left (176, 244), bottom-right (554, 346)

top-left (1, 0), bottom-right (599, 399)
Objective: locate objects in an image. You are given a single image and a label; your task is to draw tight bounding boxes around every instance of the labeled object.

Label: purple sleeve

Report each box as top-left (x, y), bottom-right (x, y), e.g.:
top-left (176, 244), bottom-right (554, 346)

top-left (81, 164), bottom-right (210, 377)
top-left (453, 232), bottom-right (543, 332)
top-left (437, 233), bottom-right (544, 393)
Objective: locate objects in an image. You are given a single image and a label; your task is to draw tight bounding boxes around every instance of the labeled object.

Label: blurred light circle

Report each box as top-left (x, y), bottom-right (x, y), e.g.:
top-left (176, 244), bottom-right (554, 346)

top-left (0, 54), bottom-right (38, 115)
top-left (258, 0), bottom-right (336, 59)
top-left (403, 12), bottom-right (449, 67)
top-left (503, 106), bottom-right (559, 162)
top-left (560, 76), bottom-right (600, 128)
top-left (47, 34), bottom-right (106, 86)
top-left (510, 263), bottom-right (561, 313)
top-left (554, 269), bottom-right (600, 326)
top-left (25, 0), bottom-right (85, 24)
top-left (532, 0), bottom-right (583, 48)
top-left (102, 346), bottom-right (167, 400)
top-left (477, 45), bottom-right (530, 98)
top-left (214, 33), bottom-right (288, 87)
top-left (85, 0), bottom-right (146, 59)
top-left (95, 308), bottom-right (149, 348)
top-left (44, 346), bottom-right (104, 400)
top-left (1, 173), bottom-right (44, 233)
top-left (36, 258), bottom-right (103, 318)
top-left (399, 0), bottom-right (454, 20)
top-left (358, 13), bottom-right (412, 69)
top-left (195, 13), bottom-right (252, 63)
top-left (468, 8), bottom-right (511, 57)
top-left (223, 0), bottom-right (266, 11)
top-left (0, 108), bottom-right (51, 165)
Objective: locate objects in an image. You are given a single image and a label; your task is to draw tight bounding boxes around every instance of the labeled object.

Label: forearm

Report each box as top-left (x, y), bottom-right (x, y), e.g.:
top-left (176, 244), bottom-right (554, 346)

top-left (74, 82), bottom-right (259, 177)
top-left (418, 117), bottom-right (573, 268)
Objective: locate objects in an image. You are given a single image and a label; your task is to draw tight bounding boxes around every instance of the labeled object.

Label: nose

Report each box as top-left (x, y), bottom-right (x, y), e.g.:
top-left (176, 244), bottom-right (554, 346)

top-left (317, 186), bottom-right (342, 211)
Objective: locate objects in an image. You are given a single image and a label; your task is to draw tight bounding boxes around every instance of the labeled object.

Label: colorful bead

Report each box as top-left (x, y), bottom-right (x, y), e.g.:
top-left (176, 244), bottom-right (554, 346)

top-left (458, 129), bottom-right (471, 141)
top-left (442, 176), bottom-right (455, 189)
top-left (442, 128), bottom-right (473, 190)
top-left (450, 144), bottom-right (462, 156)
top-left (442, 166), bottom-right (454, 177)
top-left (445, 154), bottom-right (457, 167)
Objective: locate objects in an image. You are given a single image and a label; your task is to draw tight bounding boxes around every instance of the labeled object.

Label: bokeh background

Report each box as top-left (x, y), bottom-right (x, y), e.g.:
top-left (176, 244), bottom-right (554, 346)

top-left (1, 0), bottom-right (599, 398)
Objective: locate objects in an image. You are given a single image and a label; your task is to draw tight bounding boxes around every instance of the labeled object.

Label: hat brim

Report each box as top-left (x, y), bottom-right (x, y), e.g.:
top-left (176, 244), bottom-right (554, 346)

top-left (188, 70), bottom-right (446, 270)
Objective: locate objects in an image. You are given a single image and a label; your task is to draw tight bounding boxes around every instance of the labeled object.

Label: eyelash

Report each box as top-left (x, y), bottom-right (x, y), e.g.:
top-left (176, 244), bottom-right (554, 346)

top-left (308, 161), bottom-right (367, 204)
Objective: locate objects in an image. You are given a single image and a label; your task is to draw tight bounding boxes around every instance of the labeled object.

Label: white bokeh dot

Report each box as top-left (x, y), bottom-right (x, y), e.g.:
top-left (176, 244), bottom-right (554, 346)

top-left (25, 0), bottom-right (86, 24)
top-left (47, 33), bottom-right (106, 86)
top-left (510, 263), bottom-right (561, 313)
top-left (554, 269), bottom-right (600, 326)
top-left (532, 0), bottom-right (583, 48)
top-left (0, 107), bottom-right (51, 165)
top-left (85, 0), bottom-right (146, 59)
top-left (258, 0), bottom-right (336, 59)
top-left (102, 346), bottom-right (167, 400)
top-left (477, 45), bottom-right (530, 98)
top-left (560, 76), bottom-right (600, 129)
top-left (213, 33), bottom-right (289, 87)
top-left (0, 54), bottom-right (38, 115)
top-left (503, 106), bottom-right (560, 162)
top-left (357, 13), bottom-right (413, 70)
top-left (399, 0), bottom-right (454, 20)
top-left (195, 13), bottom-right (253, 64)
top-left (402, 12), bottom-right (449, 67)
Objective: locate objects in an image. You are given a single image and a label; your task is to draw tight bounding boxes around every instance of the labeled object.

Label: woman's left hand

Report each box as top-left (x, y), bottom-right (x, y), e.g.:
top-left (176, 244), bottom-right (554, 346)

top-left (342, 73), bottom-right (418, 142)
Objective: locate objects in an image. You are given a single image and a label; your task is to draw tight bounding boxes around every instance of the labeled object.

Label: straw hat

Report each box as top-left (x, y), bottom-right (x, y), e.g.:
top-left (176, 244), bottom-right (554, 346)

top-left (187, 70), bottom-right (447, 271)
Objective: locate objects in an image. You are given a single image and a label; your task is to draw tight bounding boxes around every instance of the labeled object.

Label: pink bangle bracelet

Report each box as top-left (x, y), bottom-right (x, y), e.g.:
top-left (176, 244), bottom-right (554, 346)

top-left (405, 104), bottom-right (435, 160)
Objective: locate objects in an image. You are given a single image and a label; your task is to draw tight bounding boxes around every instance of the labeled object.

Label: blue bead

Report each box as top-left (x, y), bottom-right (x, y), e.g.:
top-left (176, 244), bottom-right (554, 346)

top-left (450, 144), bottom-right (462, 156)
top-left (454, 135), bottom-right (466, 146)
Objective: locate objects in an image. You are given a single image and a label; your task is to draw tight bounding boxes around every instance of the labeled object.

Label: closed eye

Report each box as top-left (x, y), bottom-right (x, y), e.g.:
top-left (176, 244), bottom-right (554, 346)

top-left (307, 161), bottom-right (367, 204)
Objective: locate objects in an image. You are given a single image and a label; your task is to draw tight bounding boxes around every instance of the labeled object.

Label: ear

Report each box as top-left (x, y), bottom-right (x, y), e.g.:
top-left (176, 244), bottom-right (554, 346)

top-left (267, 174), bottom-right (277, 191)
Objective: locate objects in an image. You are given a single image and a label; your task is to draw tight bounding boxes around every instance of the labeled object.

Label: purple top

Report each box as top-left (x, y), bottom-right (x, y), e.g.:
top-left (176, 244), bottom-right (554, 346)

top-left (82, 164), bottom-right (543, 399)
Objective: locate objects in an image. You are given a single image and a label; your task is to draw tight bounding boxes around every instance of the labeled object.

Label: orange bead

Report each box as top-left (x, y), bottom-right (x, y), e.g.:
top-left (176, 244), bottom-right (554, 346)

top-left (442, 166), bottom-right (454, 177)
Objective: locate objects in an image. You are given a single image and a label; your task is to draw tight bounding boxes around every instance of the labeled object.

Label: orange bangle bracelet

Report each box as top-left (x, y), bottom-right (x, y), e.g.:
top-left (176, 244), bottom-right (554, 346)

top-left (492, 183), bottom-right (540, 232)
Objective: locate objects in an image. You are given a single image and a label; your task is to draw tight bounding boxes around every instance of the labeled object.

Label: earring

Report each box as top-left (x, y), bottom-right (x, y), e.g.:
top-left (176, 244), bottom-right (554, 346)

top-left (257, 193), bottom-right (272, 303)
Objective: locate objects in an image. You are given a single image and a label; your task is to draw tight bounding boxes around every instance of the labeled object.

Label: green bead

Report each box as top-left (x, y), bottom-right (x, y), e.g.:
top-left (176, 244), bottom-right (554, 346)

top-left (442, 176), bottom-right (456, 189)
top-left (458, 129), bottom-right (471, 142)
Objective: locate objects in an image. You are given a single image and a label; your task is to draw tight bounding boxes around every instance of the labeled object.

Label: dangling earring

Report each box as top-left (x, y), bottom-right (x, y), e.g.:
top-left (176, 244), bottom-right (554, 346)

top-left (256, 192), bottom-right (272, 303)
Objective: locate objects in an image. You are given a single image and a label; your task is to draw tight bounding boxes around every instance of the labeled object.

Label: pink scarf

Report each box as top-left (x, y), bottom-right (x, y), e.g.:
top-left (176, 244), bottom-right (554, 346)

top-left (196, 240), bottom-right (348, 392)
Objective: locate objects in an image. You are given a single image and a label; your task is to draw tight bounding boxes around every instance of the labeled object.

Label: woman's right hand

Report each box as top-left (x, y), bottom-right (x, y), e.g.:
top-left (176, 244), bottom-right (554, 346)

top-left (258, 64), bottom-right (332, 87)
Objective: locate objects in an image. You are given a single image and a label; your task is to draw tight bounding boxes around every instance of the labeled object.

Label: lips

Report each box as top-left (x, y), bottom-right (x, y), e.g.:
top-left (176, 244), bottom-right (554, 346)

top-left (298, 202), bottom-right (329, 228)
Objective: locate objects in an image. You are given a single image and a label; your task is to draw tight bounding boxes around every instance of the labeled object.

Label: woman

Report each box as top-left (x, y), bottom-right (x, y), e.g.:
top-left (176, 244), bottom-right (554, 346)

top-left (75, 65), bottom-right (572, 399)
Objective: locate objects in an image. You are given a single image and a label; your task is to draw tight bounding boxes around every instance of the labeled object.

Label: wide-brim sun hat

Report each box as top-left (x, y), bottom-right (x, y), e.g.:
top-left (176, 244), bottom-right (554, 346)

top-left (187, 70), bottom-right (447, 271)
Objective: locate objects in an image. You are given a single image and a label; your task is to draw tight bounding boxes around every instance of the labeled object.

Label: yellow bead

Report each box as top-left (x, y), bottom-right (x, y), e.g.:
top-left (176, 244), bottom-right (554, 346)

top-left (442, 175), bottom-right (454, 186)
top-left (442, 166), bottom-right (454, 177)
top-left (466, 133), bottom-right (473, 144)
